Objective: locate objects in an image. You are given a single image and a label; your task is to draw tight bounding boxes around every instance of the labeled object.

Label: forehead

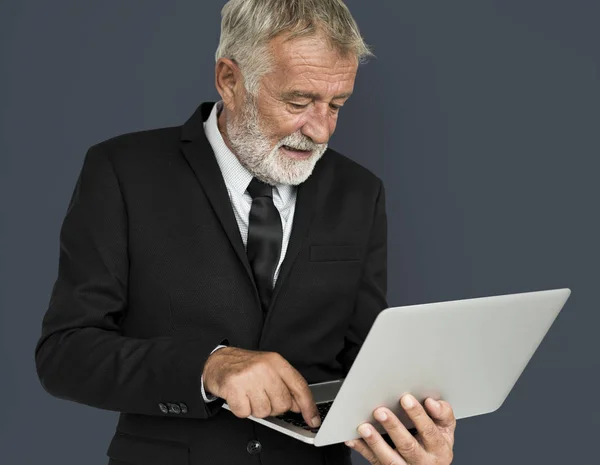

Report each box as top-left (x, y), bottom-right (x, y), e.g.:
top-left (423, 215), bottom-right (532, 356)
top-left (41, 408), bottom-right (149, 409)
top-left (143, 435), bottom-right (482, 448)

top-left (265, 33), bottom-right (358, 97)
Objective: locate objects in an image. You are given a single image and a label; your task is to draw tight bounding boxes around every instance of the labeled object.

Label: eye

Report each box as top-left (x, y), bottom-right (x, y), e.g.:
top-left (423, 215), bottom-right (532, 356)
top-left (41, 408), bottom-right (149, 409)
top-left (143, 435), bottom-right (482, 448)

top-left (290, 103), bottom-right (309, 109)
top-left (330, 104), bottom-right (342, 111)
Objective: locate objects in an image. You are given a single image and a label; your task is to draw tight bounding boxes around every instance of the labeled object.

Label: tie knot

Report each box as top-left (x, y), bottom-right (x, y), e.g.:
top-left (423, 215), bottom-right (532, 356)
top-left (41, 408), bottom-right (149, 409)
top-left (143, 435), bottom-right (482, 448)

top-left (247, 177), bottom-right (273, 199)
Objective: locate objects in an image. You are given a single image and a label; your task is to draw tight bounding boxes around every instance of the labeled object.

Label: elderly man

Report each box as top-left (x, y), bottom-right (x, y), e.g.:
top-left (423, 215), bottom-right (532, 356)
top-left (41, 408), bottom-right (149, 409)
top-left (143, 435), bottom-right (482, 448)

top-left (35, 0), bottom-right (456, 464)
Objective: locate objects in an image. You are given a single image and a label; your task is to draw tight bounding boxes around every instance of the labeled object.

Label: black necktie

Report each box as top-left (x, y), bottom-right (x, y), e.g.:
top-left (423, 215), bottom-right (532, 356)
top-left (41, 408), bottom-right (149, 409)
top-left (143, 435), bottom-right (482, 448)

top-left (246, 177), bottom-right (283, 314)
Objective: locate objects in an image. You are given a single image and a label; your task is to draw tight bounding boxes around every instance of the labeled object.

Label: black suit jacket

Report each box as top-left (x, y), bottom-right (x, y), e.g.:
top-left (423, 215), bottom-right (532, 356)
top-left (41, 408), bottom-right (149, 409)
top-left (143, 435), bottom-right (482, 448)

top-left (35, 102), bottom-right (388, 465)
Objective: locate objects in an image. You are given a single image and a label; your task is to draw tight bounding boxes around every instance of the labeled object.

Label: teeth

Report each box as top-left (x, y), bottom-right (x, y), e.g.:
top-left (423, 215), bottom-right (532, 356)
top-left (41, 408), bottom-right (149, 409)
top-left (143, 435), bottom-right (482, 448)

top-left (283, 145), bottom-right (309, 152)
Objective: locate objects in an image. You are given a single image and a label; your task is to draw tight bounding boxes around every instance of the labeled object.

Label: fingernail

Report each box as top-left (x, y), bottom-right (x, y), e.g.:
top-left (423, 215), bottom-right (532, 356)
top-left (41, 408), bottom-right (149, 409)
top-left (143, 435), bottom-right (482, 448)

top-left (345, 440), bottom-right (355, 448)
top-left (374, 409), bottom-right (387, 422)
top-left (402, 394), bottom-right (415, 408)
top-left (311, 416), bottom-right (321, 428)
top-left (358, 424), bottom-right (372, 437)
top-left (433, 399), bottom-right (441, 409)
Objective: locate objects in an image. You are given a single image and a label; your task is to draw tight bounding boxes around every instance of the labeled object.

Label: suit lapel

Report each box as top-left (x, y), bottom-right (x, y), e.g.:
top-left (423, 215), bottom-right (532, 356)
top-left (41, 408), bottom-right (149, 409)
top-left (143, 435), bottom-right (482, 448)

top-left (180, 101), bottom-right (324, 321)
top-left (266, 160), bottom-right (321, 315)
top-left (180, 103), bottom-right (259, 302)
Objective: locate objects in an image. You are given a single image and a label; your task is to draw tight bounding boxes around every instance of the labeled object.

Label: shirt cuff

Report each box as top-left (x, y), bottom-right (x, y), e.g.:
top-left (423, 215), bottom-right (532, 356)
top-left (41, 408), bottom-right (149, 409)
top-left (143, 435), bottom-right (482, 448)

top-left (201, 344), bottom-right (228, 402)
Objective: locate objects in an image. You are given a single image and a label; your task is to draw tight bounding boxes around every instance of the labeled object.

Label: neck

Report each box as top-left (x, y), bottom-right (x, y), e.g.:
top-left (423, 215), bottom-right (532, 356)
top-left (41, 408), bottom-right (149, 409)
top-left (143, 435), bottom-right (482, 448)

top-left (217, 106), bottom-right (239, 158)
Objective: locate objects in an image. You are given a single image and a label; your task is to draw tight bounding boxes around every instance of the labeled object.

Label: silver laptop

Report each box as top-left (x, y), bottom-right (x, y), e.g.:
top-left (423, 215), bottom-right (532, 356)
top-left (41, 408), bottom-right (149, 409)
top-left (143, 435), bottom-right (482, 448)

top-left (221, 288), bottom-right (571, 446)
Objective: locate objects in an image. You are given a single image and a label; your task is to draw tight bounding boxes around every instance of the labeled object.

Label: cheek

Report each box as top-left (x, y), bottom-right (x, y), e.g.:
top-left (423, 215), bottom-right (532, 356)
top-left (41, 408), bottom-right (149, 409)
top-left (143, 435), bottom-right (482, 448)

top-left (329, 115), bottom-right (339, 134)
top-left (265, 108), bottom-right (338, 142)
top-left (271, 114), bottom-right (305, 139)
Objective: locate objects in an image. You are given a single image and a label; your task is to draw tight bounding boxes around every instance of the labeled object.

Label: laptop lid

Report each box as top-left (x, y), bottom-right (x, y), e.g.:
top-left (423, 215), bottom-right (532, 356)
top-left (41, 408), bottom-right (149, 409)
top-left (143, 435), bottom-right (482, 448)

top-left (314, 288), bottom-right (570, 446)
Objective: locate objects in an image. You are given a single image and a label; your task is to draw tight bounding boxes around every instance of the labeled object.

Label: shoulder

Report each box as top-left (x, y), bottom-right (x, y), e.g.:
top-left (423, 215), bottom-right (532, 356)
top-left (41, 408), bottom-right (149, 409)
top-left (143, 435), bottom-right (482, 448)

top-left (84, 126), bottom-right (182, 168)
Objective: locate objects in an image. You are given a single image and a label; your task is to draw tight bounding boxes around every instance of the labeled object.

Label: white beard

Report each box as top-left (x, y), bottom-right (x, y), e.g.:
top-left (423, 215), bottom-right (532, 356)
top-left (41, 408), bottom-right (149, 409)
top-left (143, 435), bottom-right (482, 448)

top-left (225, 95), bottom-right (328, 186)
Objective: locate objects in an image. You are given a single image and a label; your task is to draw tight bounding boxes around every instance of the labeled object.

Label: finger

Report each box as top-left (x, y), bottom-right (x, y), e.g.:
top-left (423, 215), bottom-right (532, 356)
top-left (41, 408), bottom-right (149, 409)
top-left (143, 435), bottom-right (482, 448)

top-left (372, 407), bottom-right (425, 462)
top-left (290, 398), bottom-right (301, 413)
top-left (426, 399), bottom-right (457, 429)
top-left (278, 361), bottom-right (320, 427)
top-left (401, 394), bottom-right (444, 452)
top-left (425, 399), bottom-right (457, 447)
top-left (227, 393), bottom-right (252, 419)
top-left (355, 422), bottom-right (408, 465)
top-left (345, 438), bottom-right (385, 465)
top-left (267, 381), bottom-right (294, 415)
top-left (248, 390), bottom-right (272, 419)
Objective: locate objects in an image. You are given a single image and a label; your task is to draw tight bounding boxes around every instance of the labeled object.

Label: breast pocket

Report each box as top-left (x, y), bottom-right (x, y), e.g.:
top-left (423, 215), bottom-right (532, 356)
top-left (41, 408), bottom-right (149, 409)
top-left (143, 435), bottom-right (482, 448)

top-left (309, 245), bottom-right (362, 262)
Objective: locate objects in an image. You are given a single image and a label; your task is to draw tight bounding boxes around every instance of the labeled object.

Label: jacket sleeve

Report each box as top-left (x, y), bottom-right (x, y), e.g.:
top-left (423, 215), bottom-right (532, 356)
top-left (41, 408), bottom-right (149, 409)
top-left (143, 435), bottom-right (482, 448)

top-left (337, 180), bottom-right (388, 375)
top-left (34, 145), bottom-right (227, 419)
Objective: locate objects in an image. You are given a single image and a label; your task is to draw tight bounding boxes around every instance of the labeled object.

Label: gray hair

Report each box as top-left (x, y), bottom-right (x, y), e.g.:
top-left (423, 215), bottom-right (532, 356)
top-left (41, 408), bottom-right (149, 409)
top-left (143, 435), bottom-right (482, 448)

top-left (215, 0), bottom-right (374, 95)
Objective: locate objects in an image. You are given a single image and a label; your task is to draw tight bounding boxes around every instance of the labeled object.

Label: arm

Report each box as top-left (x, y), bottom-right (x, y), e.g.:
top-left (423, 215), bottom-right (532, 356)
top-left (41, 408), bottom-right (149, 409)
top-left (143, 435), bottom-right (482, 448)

top-left (34, 145), bottom-right (227, 419)
top-left (337, 180), bottom-right (388, 375)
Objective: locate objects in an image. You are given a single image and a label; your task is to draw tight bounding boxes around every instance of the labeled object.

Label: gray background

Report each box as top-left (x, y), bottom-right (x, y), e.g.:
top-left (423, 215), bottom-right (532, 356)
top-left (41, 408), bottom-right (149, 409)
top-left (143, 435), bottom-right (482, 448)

top-left (1, 0), bottom-right (598, 464)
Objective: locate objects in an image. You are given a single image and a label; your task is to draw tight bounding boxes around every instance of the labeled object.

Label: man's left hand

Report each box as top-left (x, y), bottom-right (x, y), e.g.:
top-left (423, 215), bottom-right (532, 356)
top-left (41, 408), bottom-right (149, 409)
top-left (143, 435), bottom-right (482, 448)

top-left (346, 394), bottom-right (456, 465)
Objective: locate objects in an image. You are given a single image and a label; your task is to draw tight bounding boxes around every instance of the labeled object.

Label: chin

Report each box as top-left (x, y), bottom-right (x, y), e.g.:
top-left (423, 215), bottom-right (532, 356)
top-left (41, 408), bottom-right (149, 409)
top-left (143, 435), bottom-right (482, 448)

top-left (272, 156), bottom-right (322, 186)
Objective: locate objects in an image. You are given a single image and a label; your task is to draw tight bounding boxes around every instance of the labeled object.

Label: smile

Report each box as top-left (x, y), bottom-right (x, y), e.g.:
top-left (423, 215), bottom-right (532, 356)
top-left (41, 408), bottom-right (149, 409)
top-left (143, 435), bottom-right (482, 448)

top-left (281, 145), bottom-right (312, 159)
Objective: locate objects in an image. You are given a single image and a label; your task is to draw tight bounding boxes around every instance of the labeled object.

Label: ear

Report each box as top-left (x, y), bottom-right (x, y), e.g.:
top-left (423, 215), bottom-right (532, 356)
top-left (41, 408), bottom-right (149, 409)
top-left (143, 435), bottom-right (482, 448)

top-left (215, 58), bottom-right (243, 112)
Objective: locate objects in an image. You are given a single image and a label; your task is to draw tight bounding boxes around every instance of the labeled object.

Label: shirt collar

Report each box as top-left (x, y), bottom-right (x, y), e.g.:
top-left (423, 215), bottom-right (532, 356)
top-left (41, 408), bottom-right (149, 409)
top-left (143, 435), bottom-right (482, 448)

top-left (203, 101), bottom-right (294, 201)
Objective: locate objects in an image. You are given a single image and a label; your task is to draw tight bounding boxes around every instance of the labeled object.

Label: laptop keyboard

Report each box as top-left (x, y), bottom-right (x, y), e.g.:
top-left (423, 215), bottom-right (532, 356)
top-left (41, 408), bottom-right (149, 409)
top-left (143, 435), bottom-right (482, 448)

top-left (275, 401), bottom-right (334, 432)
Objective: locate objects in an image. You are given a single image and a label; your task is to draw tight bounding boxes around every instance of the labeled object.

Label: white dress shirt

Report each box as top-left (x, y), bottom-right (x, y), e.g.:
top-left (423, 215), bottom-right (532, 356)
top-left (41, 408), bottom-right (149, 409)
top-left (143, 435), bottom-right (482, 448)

top-left (200, 101), bottom-right (298, 402)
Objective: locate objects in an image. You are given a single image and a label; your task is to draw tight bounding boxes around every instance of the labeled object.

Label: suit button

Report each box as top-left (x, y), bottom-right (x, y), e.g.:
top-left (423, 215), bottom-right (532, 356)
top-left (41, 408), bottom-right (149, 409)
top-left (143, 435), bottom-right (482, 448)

top-left (168, 403), bottom-right (181, 414)
top-left (179, 403), bottom-right (188, 414)
top-left (246, 440), bottom-right (262, 455)
top-left (158, 403), bottom-right (168, 414)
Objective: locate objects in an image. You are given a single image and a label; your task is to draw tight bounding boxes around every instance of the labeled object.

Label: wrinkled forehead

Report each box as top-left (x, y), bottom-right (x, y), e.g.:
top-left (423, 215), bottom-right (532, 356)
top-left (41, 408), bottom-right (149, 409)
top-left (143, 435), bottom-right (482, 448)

top-left (264, 33), bottom-right (359, 96)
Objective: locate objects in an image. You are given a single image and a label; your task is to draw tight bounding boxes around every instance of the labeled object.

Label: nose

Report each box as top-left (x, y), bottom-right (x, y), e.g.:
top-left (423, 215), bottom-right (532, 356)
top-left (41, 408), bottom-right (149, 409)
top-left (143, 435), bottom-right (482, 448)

top-left (301, 105), bottom-right (332, 145)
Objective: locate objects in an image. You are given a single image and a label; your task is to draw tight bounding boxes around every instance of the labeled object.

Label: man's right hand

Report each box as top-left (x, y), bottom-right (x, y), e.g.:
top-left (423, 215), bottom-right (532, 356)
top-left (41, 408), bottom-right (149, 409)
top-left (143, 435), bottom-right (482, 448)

top-left (202, 347), bottom-right (321, 428)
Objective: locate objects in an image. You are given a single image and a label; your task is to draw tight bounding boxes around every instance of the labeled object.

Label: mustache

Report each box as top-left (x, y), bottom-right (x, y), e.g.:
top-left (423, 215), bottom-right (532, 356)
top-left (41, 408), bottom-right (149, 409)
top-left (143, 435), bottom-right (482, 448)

top-left (278, 133), bottom-right (326, 152)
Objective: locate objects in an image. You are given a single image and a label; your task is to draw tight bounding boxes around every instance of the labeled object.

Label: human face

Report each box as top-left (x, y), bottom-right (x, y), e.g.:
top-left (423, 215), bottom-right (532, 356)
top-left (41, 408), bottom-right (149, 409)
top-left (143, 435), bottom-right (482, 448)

top-left (220, 33), bottom-right (359, 185)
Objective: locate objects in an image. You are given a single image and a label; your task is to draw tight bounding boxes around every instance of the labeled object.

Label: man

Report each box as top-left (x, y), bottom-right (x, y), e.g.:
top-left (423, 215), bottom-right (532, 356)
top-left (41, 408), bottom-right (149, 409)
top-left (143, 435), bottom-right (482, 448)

top-left (35, 1), bottom-right (456, 464)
